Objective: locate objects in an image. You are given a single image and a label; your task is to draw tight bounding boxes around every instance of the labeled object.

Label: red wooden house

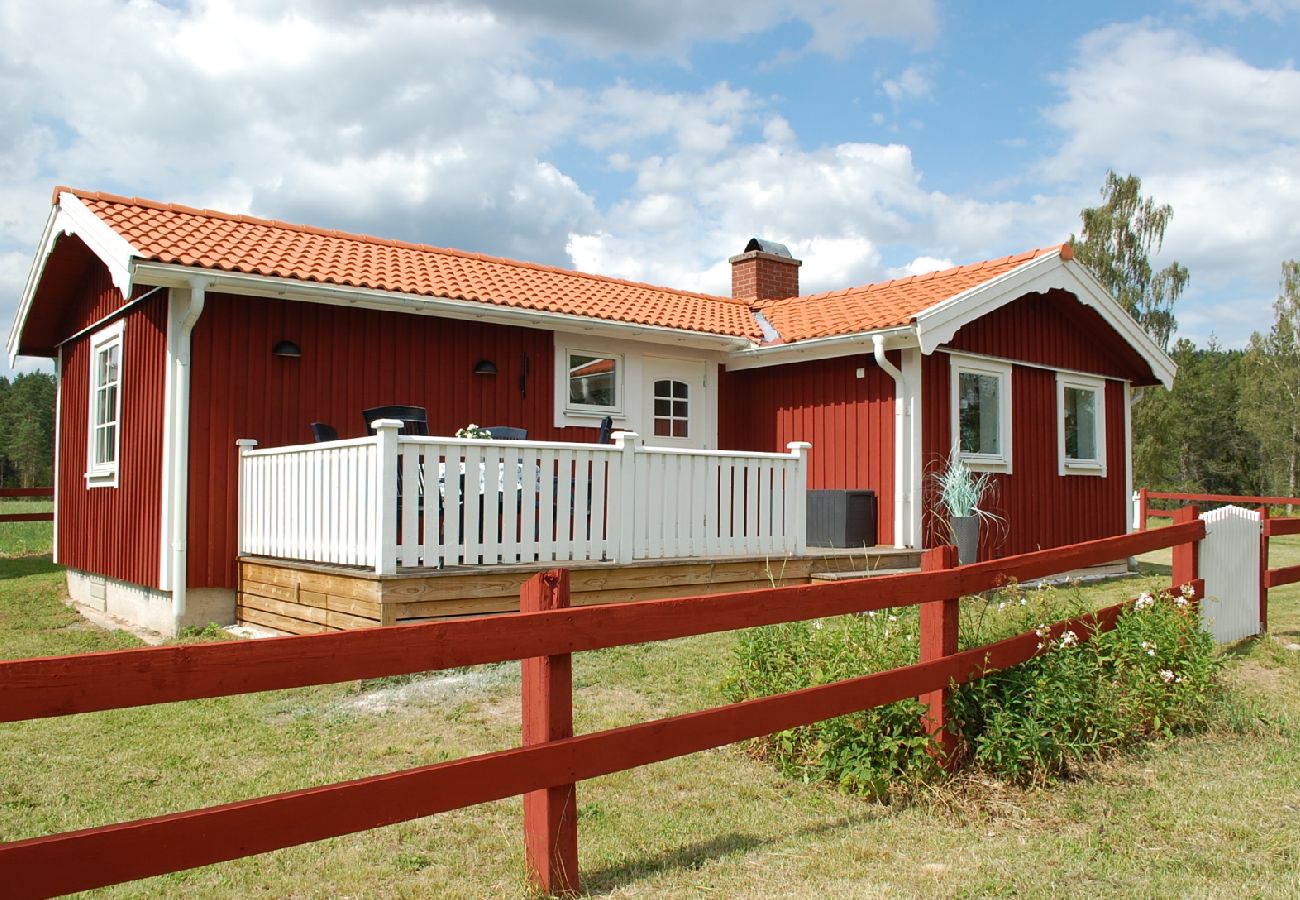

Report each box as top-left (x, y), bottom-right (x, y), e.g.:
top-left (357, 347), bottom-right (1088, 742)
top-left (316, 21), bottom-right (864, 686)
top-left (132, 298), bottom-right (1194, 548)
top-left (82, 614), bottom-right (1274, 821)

top-left (7, 188), bottom-right (1173, 636)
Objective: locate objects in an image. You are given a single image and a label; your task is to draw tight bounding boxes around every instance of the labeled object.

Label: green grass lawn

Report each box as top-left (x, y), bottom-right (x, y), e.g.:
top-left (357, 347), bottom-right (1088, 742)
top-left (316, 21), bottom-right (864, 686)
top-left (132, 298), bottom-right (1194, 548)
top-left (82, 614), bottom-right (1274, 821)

top-left (0, 522), bottom-right (1298, 897)
top-left (0, 500), bottom-right (53, 559)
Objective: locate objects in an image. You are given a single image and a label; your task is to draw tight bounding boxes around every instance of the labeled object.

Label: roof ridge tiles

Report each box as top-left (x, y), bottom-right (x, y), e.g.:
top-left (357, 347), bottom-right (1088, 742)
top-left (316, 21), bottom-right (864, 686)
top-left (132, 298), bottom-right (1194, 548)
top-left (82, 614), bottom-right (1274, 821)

top-left (55, 185), bottom-right (751, 308)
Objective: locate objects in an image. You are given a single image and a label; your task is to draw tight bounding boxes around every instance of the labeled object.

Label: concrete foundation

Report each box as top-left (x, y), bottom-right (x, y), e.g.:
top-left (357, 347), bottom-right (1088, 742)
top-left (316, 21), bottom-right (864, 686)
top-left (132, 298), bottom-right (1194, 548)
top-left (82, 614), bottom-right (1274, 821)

top-left (65, 569), bottom-right (236, 638)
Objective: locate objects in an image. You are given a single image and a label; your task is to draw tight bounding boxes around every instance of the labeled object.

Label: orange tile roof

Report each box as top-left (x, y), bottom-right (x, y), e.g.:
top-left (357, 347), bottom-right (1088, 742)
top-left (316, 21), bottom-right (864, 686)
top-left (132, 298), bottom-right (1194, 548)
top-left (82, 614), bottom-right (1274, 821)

top-left (57, 187), bottom-right (1063, 346)
top-left (60, 188), bottom-right (761, 341)
top-left (755, 246), bottom-right (1066, 343)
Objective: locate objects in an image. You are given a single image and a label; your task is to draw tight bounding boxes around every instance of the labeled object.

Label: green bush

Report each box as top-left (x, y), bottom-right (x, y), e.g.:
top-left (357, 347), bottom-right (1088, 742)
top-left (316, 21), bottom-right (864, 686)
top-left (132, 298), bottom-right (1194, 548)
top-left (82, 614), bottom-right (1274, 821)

top-left (723, 580), bottom-right (1222, 795)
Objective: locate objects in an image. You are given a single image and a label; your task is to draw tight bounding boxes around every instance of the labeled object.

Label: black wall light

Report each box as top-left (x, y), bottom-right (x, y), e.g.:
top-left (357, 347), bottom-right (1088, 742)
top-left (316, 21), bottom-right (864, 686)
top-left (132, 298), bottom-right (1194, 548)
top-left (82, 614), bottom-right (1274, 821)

top-left (272, 340), bottom-right (301, 358)
top-left (473, 359), bottom-right (498, 375)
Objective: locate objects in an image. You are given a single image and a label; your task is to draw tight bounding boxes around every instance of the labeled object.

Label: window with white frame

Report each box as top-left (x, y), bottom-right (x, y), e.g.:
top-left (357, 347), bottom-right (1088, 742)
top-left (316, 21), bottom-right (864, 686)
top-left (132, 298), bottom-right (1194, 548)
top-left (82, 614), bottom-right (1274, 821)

top-left (566, 351), bottom-right (622, 415)
top-left (1057, 372), bottom-right (1107, 476)
top-left (651, 378), bottom-right (690, 438)
top-left (950, 356), bottom-right (1012, 472)
top-left (86, 320), bottom-right (124, 486)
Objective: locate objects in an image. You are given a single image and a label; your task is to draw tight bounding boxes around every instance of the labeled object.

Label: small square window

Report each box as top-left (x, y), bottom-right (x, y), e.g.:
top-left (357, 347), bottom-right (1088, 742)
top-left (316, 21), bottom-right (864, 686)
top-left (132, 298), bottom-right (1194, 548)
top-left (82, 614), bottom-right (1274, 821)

top-left (567, 352), bottom-right (620, 413)
top-left (1057, 373), bottom-right (1107, 476)
top-left (950, 356), bottom-right (1012, 473)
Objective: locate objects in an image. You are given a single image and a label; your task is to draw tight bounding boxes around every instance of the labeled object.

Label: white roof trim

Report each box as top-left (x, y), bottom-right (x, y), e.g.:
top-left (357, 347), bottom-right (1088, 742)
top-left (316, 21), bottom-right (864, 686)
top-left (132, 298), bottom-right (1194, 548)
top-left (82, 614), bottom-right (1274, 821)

top-left (7, 192), bottom-right (140, 364)
top-left (912, 248), bottom-right (1176, 389)
top-left (724, 326), bottom-right (916, 371)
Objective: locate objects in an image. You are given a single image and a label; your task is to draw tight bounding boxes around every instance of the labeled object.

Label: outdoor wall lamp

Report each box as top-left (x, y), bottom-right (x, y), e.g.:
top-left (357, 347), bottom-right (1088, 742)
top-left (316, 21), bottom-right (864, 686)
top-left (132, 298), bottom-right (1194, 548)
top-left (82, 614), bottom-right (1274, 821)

top-left (473, 359), bottom-right (498, 375)
top-left (272, 340), bottom-right (301, 358)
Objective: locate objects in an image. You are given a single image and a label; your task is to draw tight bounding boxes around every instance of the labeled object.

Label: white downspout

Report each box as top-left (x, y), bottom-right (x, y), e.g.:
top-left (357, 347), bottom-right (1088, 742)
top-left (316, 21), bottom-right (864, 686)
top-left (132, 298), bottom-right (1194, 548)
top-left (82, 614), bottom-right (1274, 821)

top-left (873, 334), bottom-right (908, 549)
top-left (171, 277), bottom-right (207, 630)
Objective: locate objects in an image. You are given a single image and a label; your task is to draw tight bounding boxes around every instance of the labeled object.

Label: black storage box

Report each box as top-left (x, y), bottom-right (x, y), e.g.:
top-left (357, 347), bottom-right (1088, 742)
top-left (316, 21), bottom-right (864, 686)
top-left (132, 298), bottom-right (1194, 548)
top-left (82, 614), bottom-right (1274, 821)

top-left (806, 489), bottom-right (878, 548)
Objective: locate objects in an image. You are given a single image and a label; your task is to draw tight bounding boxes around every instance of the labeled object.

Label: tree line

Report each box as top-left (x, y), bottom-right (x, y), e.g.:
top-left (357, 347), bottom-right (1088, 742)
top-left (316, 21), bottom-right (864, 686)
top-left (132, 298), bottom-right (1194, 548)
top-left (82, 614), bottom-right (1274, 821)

top-left (0, 371), bottom-right (56, 488)
top-left (1072, 171), bottom-right (1300, 500)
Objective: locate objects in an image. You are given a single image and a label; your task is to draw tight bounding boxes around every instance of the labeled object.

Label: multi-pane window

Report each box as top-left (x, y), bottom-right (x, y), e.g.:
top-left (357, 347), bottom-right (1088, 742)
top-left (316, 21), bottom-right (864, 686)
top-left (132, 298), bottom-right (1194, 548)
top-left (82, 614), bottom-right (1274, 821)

top-left (951, 357), bottom-right (1012, 472)
top-left (86, 321), bottom-right (124, 485)
top-left (652, 379), bottom-right (689, 438)
top-left (567, 352), bottom-right (619, 412)
top-left (1057, 373), bottom-right (1107, 475)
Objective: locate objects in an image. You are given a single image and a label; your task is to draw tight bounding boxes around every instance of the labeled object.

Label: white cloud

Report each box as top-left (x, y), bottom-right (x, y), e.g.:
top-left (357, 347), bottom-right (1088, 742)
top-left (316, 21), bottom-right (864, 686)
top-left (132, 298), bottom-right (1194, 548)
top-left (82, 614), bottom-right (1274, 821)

top-left (888, 256), bottom-right (954, 279)
top-left (1041, 23), bottom-right (1300, 345)
top-left (882, 66), bottom-right (933, 104)
top-left (1181, 0), bottom-right (1300, 18)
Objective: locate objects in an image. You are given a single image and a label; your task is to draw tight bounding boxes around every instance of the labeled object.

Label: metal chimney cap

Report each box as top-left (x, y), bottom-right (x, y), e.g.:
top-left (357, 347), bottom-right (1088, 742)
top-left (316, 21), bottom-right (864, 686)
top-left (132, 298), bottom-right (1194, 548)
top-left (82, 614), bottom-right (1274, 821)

top-left (743, 238), bottom-right (793, 258)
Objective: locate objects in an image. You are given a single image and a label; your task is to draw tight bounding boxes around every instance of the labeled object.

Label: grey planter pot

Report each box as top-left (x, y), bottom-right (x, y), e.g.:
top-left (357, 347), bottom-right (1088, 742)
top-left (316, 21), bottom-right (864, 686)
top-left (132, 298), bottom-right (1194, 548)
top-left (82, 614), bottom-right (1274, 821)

top-left (950, 516), bottom-right (979, 565)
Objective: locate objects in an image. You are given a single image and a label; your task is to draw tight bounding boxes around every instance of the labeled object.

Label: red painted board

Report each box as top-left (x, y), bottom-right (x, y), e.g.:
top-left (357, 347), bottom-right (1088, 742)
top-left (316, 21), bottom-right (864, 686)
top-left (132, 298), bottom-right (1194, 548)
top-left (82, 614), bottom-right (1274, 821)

top-left (1266, 564), bottom-right (1300, 589)
top-left (0, 513), bottom-right (54, 523)
top-left (1265, 518), bottom-right (1300, 537)
top-left (0, 521), bottom-right (1204, 723)
top-left (0, 600), bottom-right (1128, 898)
top-left (0, 488), bottom-right (54, 499)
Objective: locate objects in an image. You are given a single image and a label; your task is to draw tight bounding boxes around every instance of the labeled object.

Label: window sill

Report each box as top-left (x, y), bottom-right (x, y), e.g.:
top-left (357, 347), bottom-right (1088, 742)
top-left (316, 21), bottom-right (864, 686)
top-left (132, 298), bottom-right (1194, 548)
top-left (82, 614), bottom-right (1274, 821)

top-left (1060, 462), bottom-right (1106, 478)
top-left (84, 470), bottom-right (118, 489)
top-left (959, 455), bottom-right (1011, 475)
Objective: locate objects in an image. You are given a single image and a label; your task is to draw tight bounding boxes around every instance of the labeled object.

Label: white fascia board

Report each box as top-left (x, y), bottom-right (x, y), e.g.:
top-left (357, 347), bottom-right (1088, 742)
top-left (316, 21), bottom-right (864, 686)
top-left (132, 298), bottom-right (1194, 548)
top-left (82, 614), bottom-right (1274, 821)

top-left (131, 262), bottom-right (752, 353)
top-left (724, 326), bottom-right (917, 371)
top-left (7, 193), bottom-right (140, 365)
top-left (912, 249), bottom-right (1176, 390)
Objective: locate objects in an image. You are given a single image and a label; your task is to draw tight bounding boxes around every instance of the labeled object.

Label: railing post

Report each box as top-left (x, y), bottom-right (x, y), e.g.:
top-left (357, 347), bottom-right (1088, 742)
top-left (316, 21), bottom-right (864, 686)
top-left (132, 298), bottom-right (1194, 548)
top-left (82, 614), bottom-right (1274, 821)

top-left (372, 419), bottom-right (403, 576)
top-left (1171, 504), bottom-right (1200, 595)
top-left (521, 569), bottom-right (579, 896)
top-left (786, 441), bottom-right (812, 557)
top-left (235, 439), bottom-right (258, 556)
top-left (1138, 487), bottom-right (1149, 531)
top-left (612, 431), bottom-right (639, 563)
top-left (919, 544), bottom-right (960, 767)
top-left (1259, 505), bottom-right (1270, 633)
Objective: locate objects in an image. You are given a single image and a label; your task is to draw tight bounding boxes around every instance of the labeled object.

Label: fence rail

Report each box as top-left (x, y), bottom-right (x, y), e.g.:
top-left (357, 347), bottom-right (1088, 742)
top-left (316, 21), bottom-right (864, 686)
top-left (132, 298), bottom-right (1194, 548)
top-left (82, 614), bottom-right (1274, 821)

top-left (0, 487), bottom-right (53, 524)
top-left (0, 517), bottom-right (1205, 897)
top-left (237, 426), bottom-right (810, 574)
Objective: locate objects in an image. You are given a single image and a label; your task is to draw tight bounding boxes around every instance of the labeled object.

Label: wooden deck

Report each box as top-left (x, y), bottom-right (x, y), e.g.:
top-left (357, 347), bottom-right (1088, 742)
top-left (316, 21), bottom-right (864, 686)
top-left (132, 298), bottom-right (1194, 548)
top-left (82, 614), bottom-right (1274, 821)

top-left (237, 548), bottom-right (922, 635)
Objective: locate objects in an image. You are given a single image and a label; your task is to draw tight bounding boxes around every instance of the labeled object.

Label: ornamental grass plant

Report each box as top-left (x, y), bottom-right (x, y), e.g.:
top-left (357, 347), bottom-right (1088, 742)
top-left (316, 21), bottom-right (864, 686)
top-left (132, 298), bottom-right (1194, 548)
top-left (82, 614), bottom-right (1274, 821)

top-left (724, 579), bottom-right (1223, 797)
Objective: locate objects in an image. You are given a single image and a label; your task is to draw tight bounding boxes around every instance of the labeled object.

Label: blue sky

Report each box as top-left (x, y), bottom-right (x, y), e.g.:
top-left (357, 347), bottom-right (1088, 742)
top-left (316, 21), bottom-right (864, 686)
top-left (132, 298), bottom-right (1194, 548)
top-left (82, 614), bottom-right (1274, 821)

top-left (4, 0), bottom-right (1299, 376)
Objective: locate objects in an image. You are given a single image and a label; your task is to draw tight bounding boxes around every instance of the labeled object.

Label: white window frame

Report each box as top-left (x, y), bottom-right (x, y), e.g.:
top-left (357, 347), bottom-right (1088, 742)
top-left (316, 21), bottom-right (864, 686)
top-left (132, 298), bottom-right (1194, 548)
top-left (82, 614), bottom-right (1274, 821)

top-left (85, 319), bottom-right (125, 488)
top-left (561, 347), bottom-right (624, 419)
top-left (1057, 372), bottom-right (1108, 477)
top-left (950, 355), bottom-right (1013, 474)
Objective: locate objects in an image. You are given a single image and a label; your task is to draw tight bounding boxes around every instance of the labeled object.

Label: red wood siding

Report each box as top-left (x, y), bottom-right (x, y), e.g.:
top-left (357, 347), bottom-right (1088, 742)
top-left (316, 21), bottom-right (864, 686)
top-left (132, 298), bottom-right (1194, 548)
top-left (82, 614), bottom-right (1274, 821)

top-left (56, 269), bottom-right (167, 586)
top-left (187, 294), bottom-right (594, 589)
top-left (946, 289), bottom-right (1154, 384)
top-left (922, 352), bottom-right (1127, 557)
top-left (718, 355), bottom-right (895, 546)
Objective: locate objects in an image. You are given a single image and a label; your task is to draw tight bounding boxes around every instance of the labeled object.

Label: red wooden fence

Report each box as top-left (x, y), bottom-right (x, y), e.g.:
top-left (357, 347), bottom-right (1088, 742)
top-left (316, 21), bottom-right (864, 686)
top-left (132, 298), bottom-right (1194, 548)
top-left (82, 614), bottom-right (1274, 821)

top-left (0, 518), bottom-right (1206, 898)
top-left (1137, 487), bottom-right (1300, 525)
top-left (0, 487), bottom-right (54, 523)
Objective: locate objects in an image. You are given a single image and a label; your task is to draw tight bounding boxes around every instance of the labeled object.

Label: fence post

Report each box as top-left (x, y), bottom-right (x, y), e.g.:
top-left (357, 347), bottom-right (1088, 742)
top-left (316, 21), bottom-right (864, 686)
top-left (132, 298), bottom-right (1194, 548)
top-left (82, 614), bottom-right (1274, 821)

top-left (521, 569), bottom-right (579, 896)
top-left (372, 420), bottom-right (403, 576)
top-left (235, 439), bottom-right (258, 556)
top-left (1171, 504), bottom-right (1200, 594)
top-left (1138, 487), bottom-right (1149, 531)
top-left (612, 432), bottom-right (639, 563)
top-left (1258, 505), bottom-right (1269, 633)
top-left (919, 544), bottom-right (960, 766)
top-left (786, 442), bottom-right (812, 556)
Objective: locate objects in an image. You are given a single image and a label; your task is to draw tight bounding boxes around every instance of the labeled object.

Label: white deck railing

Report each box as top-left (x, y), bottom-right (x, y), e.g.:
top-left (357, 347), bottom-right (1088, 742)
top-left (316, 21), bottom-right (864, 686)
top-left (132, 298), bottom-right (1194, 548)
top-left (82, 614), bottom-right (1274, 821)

top-left (237, 422), bottom-right (810, 574)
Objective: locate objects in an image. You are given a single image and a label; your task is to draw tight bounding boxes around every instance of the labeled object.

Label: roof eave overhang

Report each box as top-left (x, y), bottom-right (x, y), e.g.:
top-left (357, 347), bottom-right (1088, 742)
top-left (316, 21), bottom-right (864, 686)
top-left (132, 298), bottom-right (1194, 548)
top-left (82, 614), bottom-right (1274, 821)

top-left (911, 249), bottom-right (1176, 389)
top-left (7, 192), bottom-right (140, 365)
top-left (131, 262), bottom-right (754, 352)
top-left (724, 325), bottom-right (917, 371)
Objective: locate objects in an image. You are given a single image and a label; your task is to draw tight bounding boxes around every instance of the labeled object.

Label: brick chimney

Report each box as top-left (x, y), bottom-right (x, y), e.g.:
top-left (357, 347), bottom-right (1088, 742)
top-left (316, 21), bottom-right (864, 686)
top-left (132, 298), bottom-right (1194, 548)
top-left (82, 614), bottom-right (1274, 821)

top-left (730, 238), bottom-right (801, 301)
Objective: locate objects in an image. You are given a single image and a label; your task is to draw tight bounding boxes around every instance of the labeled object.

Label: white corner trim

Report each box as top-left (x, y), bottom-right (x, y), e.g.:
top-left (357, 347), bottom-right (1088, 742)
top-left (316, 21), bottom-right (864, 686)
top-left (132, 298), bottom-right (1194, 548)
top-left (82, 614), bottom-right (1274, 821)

top-left (7, 193), bottom-right (140, 365)
top-left (949, 354), bottom-right (1013, 474)
top-left (913, 250), bottom-right (1176, 390)
top-left (1056, 371), bottom-right (1108, 478)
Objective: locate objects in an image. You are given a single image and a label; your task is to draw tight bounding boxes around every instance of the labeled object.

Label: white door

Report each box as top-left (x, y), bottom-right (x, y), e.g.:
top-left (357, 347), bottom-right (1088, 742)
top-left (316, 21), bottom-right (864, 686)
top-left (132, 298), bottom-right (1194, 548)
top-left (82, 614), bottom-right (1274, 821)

top-left (642, 358), bottom-right (706, 449)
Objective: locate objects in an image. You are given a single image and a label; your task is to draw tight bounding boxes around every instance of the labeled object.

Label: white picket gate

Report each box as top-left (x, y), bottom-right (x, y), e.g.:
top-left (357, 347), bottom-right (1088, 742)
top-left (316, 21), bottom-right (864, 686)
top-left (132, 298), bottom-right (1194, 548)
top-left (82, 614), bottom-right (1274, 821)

top-left (1198, 506), bottom-right (1263, 643)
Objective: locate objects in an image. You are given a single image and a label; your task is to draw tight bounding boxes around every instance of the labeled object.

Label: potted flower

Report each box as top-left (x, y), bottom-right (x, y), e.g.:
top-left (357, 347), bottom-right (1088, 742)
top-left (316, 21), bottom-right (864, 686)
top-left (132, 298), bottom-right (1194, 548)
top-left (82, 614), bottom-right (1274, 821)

top-left (930, 449), bottom-right (1001, 565)
top-left (455, 424), bottom-right (492, 440)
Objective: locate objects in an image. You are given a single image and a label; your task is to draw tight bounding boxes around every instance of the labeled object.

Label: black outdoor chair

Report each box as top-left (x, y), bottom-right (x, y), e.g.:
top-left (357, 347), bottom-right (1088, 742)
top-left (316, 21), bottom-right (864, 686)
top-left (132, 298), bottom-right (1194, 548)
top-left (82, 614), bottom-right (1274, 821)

top-left (363, 405), bottom-right (429, 435)
top-left (310, 422), bottom-right (339, 442)
top-left (485, 426), bottom-right (528, 440)
top-left (596, 415), bottom-right (614, 445)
